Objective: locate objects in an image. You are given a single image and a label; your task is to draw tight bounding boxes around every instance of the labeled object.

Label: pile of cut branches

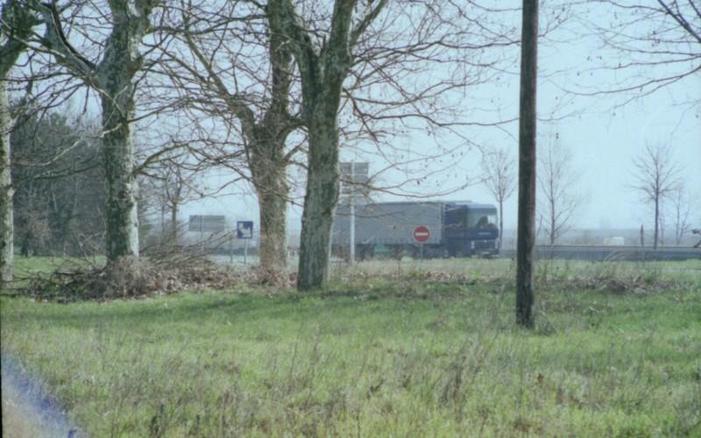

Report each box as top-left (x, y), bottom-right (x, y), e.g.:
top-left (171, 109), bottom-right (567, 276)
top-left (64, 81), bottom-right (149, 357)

top-left (23, 256), bottom-right (243, 302)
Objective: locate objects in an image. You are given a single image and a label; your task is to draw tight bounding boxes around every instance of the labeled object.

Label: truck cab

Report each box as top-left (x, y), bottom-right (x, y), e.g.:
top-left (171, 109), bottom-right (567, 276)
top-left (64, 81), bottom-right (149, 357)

top-left (443, 203), bottom-right (499, 257)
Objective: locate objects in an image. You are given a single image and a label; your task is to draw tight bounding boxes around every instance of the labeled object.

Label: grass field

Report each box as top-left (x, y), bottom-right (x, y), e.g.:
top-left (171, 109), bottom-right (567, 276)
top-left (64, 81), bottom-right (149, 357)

top-left (1, 258), bottom-right (700, 436)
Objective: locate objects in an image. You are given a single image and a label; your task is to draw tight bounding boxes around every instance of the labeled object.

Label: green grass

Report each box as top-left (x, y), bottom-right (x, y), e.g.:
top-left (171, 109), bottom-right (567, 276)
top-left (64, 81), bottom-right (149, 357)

top-left (8, 256), bottom-right (105, 290)
top-left (331, 257), bottom-right (701, 285)
top-left (1, 259), bottom-right (700, 436)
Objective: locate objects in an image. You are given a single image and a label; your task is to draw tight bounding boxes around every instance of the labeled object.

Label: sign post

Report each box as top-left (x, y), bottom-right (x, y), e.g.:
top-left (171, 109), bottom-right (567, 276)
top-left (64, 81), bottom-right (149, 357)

top-left (413, 225), bottom-right (431, 260)
top-left (340, 162), bottom-right (369, 263)
top-left (189, 215), bottom-right (227, 254)
top-left (237, 221), bottom-right (254, 265)
top-left (229, 233), bottom-right (234, 264)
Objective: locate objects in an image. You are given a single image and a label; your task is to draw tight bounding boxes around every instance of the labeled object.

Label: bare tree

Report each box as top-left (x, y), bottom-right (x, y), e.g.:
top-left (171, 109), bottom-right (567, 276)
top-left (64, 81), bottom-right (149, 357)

top-left (157, 1), bottom-right (520, 282)
top-left (11, 110), bottom-right (105, 257)
top-left (631, 144), bottom-right (681, 250)
top-left (269, 0), bottom-right (520, 290)
top-left (481, 147), bottom-right (516, 251)
top-left (1, 81), bottom-right (15, 283)
top-left (537, 134), bottom-right (579, 246)
top-left (152, 1), bottom-right (301, 277)
top-left (269, 0), bottom-right (370, 290)
top-left (671, 185), bottom-right (691, 246)
top-left (576, 1), bottom-right (700, 105)
top-left (139, 152), bottom-right (201, 245)
top-left (516, 0), bottom-right (538, 329)
top-left (25, 0), bottom-right (162, 265)
top-left (1, 0), bottom-right (38, 285)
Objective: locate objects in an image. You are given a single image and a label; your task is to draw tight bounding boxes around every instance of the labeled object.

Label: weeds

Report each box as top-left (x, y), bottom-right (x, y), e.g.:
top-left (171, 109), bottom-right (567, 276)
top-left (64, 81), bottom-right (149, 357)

top-left (1, 258), bottom-right (699, 436)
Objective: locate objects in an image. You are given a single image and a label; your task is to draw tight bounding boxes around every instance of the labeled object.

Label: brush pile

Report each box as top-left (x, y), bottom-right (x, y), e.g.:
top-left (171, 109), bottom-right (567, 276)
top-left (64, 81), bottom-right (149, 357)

top-left (24, 256), bottom-right (243, 302)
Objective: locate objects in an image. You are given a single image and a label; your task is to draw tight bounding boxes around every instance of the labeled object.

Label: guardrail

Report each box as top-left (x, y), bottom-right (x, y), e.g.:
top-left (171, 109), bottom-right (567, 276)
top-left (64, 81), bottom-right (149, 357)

top-left (500, 245), bottom-right (701, 262)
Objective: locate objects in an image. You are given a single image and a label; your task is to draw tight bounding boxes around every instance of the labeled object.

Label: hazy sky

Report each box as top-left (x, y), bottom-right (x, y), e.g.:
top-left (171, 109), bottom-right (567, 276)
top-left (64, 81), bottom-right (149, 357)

top-left (177, 3), bottom-right (700, 234)
top-left (184, 91), bottom-right (700, 234)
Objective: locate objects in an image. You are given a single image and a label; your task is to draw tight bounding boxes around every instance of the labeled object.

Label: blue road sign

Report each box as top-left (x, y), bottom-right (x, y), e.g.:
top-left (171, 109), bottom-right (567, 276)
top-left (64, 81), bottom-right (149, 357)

top-left (236, 221), bottom-right (254, 239)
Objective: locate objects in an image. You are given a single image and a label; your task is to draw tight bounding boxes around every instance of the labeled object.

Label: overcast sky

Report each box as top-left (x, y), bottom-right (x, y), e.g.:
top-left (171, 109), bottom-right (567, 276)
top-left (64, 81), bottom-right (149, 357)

top-left (178, 3), bottom-right (700, 234)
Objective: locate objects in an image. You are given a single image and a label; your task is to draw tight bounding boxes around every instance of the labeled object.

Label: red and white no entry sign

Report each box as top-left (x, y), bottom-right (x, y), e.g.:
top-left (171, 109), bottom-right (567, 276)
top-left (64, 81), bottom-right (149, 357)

top-left (413, 225), bottom-right (431, 243)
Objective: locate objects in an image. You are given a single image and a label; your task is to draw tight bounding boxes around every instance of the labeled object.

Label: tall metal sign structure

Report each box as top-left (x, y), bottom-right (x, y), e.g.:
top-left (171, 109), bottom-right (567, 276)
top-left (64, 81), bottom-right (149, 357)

top-left (188, 215), bottom-right (227, 252)
top-left (339, 162), bottom-right (369, 262)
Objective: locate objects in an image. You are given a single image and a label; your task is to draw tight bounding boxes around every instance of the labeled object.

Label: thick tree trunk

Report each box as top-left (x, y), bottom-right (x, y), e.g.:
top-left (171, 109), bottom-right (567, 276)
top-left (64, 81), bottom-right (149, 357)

top-left (249, 136), bottom-right (289, 275)
top-left (1, 0), bottom-right (34, 283)
top-left (101, 97), bottom-right (139, 262)
top-left (267, 0), bottom-right (360, 290)
top-left (516, 0), bottom-right (538, 328)
top-left (0, 83), bottom-right (13, 285)
top-left (35, 0), bottom-right (154, 264)
top-left (257, 188), bottom-right (288, 274)
top-left (96, 6), bottom-right (146, 263)
top-left (297, 116), bottom-right (340, 290)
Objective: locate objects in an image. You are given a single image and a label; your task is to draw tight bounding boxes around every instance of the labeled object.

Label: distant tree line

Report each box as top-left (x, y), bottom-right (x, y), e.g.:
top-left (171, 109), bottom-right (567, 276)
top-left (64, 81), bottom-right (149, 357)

top-left (11, 110), bottom-right (105, 256)
top-left (10, 107), bottom-right (199, 257)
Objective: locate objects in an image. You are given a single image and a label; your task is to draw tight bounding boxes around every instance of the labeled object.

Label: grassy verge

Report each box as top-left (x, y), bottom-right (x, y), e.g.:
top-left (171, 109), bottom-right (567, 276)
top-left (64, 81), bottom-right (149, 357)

top-left (331, 257), bottom-right (701, 285)
top-left (6, 256), bottom-right (105, 291)
top-left (1, 259), bottom-right (700, 436)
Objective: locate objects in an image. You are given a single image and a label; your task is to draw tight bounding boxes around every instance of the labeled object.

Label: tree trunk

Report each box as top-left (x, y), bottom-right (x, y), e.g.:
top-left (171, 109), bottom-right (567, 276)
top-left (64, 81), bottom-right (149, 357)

top-left (297, 116), bottom-right (340, 290)
top-left (0, 82), bottom-right (13, 285)
top-left (0, 0), bottom-right (34, 284)
top-left (101, 96), bottom-right (139, 262)
top-left (96, 7), bottom-right (147, 263)
top-left (36, 1), bottom-right (155, 265)
top-left (653, 195), bottom-right (659, 250)
top-left (171, 202), bottom-right (178, 244)
top-left (498, 199), bottom-right (504, 251)
top-left (161, 204), bottom-right (166, 242)
top-left (257, 188), bottom-right (288, 273)
top-left (516, 0), bottom-right (538, 328)
top-left (549, 201), bottom-right (556, 246)
top-left (249, 135), bottom-right (289, 275)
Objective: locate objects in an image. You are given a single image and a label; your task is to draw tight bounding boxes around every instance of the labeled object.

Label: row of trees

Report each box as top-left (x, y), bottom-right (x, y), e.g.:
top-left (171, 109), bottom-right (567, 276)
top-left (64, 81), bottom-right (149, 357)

top-left (7, 100), bottom-right (689, 258)
top-left (6, 108), bottom-right (200, 257)
top-left (481, 137), bottom-right (579, 249)
top-left (480, 140), bottom-right (693, 249)
top-left (1, 0), bottom-right (519, 289)
top-left (11, 112), bottom-right (105, 256)
top-left (1, 0), bottom-right (697, 327)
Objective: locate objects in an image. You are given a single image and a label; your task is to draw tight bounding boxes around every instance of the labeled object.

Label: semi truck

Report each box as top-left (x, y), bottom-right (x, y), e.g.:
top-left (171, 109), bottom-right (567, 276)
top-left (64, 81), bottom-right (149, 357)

top-left (331, 201), bottom-right (499, 259)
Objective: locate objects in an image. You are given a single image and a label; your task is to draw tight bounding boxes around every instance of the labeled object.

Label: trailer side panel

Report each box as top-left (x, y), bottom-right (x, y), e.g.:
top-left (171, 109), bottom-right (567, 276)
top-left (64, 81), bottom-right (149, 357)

top-left (333, 202), bottom-right (444, 246)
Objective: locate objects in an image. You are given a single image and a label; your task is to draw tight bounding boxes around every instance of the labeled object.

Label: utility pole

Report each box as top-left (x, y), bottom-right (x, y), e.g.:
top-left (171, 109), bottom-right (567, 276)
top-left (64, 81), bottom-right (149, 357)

top-left (339, 161), bottom-right (368, 264)
top-left (516, 0), bottom-right (538, 328)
